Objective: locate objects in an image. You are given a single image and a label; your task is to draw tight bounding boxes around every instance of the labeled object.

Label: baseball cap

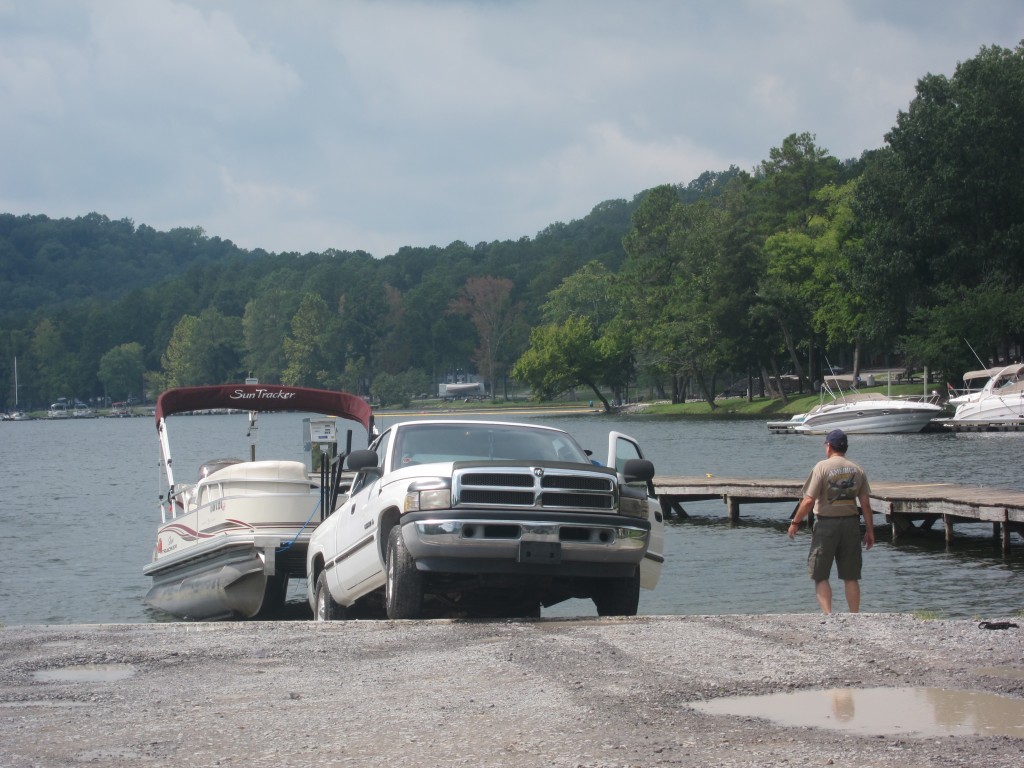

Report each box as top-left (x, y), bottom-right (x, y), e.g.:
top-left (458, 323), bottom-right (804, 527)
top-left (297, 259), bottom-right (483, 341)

top-left (825, 429), bottom-right (848, 450)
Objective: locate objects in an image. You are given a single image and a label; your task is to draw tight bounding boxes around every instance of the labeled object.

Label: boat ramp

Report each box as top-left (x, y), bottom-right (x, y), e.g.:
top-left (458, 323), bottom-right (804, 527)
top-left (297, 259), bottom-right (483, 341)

top-left (654, 475), bottom-right (1024, 555)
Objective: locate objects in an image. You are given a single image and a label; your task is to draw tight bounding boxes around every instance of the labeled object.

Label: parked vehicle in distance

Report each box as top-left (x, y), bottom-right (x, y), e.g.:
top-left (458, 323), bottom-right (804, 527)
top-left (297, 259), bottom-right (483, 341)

top-left (307, 420), bottom-right (665, 620)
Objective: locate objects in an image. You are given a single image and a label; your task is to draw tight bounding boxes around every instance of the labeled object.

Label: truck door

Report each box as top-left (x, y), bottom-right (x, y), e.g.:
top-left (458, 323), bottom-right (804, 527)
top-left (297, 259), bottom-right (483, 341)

top-left (336, 430), bottom-right (391, 595)
top-left (606, 431), bottom-right (664, 590)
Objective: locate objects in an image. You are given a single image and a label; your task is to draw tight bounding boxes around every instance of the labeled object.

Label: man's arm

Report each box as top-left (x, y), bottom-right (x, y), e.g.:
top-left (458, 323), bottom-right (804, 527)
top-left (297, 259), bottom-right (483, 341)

top-left (859, 491), bottom-right (875, 550)
top-left (788, 495), bottom-right (814, 539)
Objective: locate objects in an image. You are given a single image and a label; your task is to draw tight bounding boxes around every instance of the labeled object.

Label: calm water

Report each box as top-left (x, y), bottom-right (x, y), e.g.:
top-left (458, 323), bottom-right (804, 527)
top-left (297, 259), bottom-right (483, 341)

top-left (2, 410), bottom-right (1023, 625)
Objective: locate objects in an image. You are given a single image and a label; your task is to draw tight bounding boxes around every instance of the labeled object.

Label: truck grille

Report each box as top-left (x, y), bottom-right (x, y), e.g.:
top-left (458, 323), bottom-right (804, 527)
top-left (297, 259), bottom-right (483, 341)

top-left (455, 469), bottom-right (616, 511)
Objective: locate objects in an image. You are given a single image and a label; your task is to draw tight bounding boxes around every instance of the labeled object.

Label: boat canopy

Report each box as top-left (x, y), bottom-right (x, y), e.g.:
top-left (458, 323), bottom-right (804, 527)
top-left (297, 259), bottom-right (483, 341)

top-left (962, 363), bottom-right (1024, 383)
top-left (155, 384), bottom-right (373, 432)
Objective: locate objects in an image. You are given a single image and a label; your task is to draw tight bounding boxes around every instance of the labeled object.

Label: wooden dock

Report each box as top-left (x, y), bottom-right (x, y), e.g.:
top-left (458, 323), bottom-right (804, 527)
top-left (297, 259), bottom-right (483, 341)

top-left (654, 476), bottom-right (1024, 554)
top-left (935, 419), bottom-right (1024, 432)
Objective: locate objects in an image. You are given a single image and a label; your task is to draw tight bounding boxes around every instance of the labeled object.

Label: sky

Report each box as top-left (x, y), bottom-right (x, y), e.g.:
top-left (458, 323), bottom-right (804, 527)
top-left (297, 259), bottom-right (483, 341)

top-left (2, 1), bottom-right (1023, 258)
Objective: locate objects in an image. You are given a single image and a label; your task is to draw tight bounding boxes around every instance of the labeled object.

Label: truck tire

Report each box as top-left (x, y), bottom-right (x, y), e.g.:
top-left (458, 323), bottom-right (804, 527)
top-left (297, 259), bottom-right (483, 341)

top-left (386, 526), bottom-right (423, 619)
top-left (314, 571), bottom-right (345, 621)
top-left (593, 570), bottom-right (640, 616)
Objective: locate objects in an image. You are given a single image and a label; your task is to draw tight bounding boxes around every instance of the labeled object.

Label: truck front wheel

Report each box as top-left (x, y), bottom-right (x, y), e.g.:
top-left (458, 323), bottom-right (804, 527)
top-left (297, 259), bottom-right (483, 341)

top-left (386, 526), bottom-right (423, 619)
top-left (315, 571), bottom-right (345, 621)
top-left (593, 570), bottom-right (640, 616)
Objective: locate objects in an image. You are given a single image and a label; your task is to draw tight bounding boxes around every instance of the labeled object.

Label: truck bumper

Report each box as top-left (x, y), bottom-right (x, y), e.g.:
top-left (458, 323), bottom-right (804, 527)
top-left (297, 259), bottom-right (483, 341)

top-left (399, 510), bottom-right (650, 577)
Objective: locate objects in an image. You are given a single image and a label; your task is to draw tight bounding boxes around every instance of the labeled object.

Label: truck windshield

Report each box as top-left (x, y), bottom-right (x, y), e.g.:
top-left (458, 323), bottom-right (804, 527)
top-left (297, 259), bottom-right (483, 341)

top-left (393, 424), bottom-right (589, 467)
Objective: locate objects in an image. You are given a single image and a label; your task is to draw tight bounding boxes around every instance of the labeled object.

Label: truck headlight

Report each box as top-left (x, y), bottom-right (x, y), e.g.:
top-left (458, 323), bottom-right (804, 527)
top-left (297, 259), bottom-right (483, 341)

top-left (404, 488), bottom-right (452, 512)
top-left (618, 494), bottom-right (647, 518)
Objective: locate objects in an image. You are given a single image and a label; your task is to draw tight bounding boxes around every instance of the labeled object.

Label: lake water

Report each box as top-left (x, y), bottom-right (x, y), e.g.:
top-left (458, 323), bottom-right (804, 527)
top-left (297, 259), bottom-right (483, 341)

top-left (2, 410), bottom-right (1023, 625)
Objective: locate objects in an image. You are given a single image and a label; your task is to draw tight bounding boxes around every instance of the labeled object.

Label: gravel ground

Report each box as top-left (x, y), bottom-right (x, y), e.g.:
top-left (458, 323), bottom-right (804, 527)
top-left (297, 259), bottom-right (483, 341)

top-left (1, 614), bottom-right (1022, 767)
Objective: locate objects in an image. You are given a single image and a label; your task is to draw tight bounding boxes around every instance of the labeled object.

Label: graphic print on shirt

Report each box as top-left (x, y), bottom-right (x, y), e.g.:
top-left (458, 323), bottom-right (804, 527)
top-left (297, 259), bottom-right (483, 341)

top-left (825, 467), bottom-right (858, 506)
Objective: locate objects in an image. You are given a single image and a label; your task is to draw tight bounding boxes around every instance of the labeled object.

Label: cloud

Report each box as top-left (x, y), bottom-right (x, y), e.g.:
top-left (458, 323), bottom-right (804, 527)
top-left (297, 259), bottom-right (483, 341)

top-left (1, 0), bottom-right (1023, 257)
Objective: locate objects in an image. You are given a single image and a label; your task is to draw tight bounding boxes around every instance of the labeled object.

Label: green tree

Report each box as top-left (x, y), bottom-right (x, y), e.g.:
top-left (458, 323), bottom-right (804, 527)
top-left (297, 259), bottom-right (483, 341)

top-left (512, 316), bottom-right (613, 411)
top-left (753, 134), bottom-right (848, 390)
top-left (540, 261), bottom-right (634, 402)
top-left (195, 309), bottom-right (244, 384)
top-left (807, 181), bottom-right (872, 375)
top-left (97, 342), bottom-right (145, 401)
top-left (755, 132), bottom-right (843, 230)
top-left (243, 289), bottom-right (301, 383)
top-left (621, 187), bottom-right (728, 407)
top-left (161, 315), bottom-right (202, 388)
top-left (282, 293), bottom-right (332, 387)
top-left (370, 369), bottom-right (432, 408)
top-left (161, 310), bottom-right (243, 386)
top-left (855, 42), bottom-right (1024, 365)
top-left (28, 316), bottom-right (71, 404)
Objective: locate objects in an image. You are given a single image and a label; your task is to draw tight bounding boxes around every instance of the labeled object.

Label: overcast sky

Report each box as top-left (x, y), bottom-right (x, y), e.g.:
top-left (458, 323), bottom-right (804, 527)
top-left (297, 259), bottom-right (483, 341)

top-left (2, 1), bottom-right (1022, 258)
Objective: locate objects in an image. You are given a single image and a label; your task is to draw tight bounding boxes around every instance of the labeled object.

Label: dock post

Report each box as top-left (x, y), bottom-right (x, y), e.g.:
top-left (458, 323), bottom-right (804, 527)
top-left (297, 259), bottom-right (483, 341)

top-left (725, 495), bottom-right (740, 525)
top-left (1001, 512), bottom-right (1011, 556)
top-left (660, 496), bottom-right (688, 520)
top-left (943, 515), bottom-right (954, 546)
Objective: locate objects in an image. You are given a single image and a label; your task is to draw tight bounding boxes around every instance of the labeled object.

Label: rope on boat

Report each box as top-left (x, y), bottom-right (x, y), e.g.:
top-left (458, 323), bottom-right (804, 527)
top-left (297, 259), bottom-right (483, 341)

top-left (276, 496), bottom-right (323, 553)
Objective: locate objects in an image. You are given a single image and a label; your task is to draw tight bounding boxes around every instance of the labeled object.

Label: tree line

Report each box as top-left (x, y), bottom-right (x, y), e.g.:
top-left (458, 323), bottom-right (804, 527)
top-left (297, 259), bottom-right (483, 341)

top-left (2, 42), bottom-right (1022, 412)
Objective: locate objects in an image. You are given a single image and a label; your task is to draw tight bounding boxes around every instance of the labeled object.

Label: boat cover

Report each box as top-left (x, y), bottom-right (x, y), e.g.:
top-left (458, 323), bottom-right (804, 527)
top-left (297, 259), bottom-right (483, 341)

top-left (962, 363), bottom-right (1024, 383)
top-left (155, 384), bottom-right (373, 432)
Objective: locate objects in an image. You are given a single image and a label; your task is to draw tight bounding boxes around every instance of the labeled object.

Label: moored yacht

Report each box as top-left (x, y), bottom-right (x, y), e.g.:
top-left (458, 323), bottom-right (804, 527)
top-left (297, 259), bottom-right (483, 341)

top-left (47, 401), bottom-right (70, 418)
top-left (768, 373), bottom-right (943, 435)
top-left (948, 364), bottom-right (1024, 424)
top-left (947, 363), bottom-right (1024, 406)
top-left (792, 391), bottom-right (943, 434)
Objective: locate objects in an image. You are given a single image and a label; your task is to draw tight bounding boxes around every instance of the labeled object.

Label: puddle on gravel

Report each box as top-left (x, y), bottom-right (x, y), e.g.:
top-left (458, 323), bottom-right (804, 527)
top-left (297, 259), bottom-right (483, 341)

top-left (33, 664), bottom-right (137, 683)
top-left (690, 687), bottom-right (1024, 738)
top-left (977, 665), bottom-right (1024, 680)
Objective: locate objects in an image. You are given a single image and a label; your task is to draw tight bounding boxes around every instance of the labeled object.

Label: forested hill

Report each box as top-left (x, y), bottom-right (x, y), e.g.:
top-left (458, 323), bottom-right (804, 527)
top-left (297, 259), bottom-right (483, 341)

top-left (0, 162), bottom-right (745, 321)
top-left (0, 213), bottom-right (248, 315)
top-left (0, 195), bottom-right (638, 318)
top-left (0, 186), bottom-right (674, 409)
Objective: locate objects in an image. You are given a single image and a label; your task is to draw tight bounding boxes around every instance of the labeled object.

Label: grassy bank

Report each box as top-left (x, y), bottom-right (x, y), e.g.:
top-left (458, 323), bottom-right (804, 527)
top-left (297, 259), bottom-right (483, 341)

top-left (392, 383), bottom-right (939, 420)
top-left (638, 383), bottom-right (939, 418)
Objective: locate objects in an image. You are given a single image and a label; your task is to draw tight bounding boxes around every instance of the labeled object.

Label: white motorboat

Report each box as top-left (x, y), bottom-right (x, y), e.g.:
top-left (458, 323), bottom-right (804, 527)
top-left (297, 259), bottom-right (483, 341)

top-left (47, 401), bottom-right (70, 418)
top-left (948, 365), bottom-right (1024, 424)
top-left (947, 364), bottom-right (1024, 406)
top-left (144, 383), bottom-right (373, 620)
top-left (790, 391), bottom-right (943, 435)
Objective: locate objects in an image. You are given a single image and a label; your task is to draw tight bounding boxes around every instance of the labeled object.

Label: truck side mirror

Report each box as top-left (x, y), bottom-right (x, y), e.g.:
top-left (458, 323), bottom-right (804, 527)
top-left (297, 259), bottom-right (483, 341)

top-left (622, 458), bottom-right (655, 484)
top-left (346, 449), bottom-right (379, 472)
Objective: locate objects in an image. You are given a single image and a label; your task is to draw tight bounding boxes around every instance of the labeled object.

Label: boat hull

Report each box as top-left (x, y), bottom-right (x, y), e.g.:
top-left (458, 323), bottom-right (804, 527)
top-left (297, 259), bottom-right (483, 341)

top-left (144, 537), bottom-right (307, 620)
top-left (950, 396), bottom-right (1024, 424)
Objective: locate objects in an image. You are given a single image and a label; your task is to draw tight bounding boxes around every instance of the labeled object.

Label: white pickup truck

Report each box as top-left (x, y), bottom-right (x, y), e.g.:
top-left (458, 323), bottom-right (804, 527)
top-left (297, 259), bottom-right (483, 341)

top-left (306, 419), bottom-right (665, 619)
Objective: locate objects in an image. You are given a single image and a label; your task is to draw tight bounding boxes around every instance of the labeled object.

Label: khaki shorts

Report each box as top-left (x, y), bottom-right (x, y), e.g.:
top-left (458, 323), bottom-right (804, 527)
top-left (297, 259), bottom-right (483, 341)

top-left (807, 516), bottom-right (863, 582)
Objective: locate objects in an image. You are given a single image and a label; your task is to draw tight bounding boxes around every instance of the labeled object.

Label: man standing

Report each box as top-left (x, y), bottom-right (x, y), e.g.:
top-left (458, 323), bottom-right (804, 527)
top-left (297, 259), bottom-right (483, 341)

top-left (788, 429), bottom-right (875, 613)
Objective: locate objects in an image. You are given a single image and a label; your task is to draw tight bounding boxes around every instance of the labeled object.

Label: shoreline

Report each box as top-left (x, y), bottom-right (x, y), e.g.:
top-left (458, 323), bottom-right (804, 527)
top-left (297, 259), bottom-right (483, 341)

top-left (2, 613), bottom-right (1023, 766)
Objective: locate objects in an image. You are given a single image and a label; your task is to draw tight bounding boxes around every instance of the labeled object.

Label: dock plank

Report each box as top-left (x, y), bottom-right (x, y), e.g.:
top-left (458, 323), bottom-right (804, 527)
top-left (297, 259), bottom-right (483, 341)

top-left (654, 475), bottom-right (1024, 552)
